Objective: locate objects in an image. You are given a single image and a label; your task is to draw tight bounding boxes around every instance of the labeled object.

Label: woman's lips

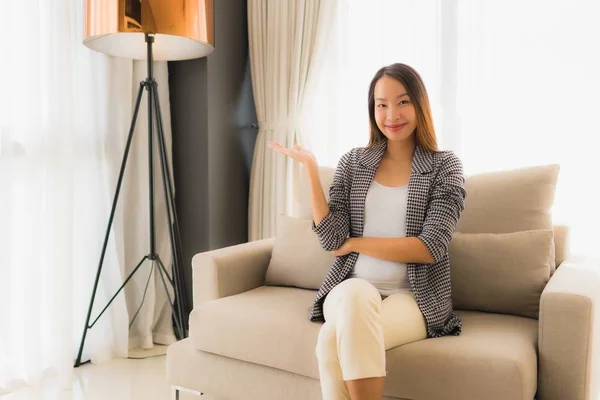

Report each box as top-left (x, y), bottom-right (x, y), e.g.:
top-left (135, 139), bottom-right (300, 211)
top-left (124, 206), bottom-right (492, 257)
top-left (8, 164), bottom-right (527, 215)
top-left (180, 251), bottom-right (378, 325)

top-left (385, 123), bottom-right (408, 131)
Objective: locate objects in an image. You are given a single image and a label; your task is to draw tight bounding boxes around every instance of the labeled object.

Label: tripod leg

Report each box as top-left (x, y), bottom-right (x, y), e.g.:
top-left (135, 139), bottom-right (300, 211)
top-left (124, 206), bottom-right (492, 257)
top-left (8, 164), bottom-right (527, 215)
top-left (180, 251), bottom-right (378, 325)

top-left (90, 255), bottom-right (148, 328)
top-left (156, 258), bottom-right (175, 286)
top-left (147, 82), bottom-right (185, 338)
top-left (147, 77), bottom-right (156, 257)
top-left (155, 258), bottom-right (180, 336)
top-left (155, 96), bottom-right (188, 336)
top-left (75, 82), bottom-right (146, 367)
top-left (129, 259), bottom-right (155, 329)
top-left (151, 82), bottom-right (189, 335)
top-left (156, 256), bottom-right (184, 339)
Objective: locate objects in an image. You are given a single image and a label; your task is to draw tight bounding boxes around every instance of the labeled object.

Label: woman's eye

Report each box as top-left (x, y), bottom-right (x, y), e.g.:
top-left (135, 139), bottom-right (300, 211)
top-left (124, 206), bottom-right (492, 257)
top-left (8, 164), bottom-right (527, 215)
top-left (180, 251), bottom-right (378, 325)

top-left (377, 104), bottom-right (387, 108)
top-left (399, 100), bottom-right (410, 105)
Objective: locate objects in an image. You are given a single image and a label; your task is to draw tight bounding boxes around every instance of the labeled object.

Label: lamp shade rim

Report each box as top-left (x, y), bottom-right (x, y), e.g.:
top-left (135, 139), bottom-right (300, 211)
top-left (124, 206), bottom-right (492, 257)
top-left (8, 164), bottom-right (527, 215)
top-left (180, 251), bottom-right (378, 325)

top-left (84, 32), bottom-right (214, 61)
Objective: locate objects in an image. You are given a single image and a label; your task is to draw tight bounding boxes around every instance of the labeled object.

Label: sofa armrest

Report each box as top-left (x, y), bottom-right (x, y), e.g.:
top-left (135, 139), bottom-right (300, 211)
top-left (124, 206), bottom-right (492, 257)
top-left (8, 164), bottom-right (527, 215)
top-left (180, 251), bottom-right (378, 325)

top-left (192, 238), bottom-right (275, 307)
top-left (538, 257), bottom-right (600, 400)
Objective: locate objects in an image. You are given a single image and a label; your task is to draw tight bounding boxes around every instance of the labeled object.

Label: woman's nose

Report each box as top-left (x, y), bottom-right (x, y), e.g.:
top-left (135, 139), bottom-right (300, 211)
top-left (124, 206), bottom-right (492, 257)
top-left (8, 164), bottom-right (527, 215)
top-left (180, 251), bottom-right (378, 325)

top-left (387, 109), bottom-right (401, 121)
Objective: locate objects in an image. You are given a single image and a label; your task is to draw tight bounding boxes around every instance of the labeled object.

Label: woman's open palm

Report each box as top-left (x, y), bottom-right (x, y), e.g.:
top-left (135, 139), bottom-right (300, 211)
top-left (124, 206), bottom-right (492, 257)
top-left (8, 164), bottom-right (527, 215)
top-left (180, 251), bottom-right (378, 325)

top-left (268, 141), bottom-right (317, 167)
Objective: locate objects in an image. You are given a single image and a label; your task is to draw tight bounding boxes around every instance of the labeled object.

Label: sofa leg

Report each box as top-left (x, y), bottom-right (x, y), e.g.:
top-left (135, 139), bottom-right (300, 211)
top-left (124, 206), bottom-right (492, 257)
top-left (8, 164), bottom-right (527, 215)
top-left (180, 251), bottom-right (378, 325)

top-left (171, 386), bottom-right (204, 399)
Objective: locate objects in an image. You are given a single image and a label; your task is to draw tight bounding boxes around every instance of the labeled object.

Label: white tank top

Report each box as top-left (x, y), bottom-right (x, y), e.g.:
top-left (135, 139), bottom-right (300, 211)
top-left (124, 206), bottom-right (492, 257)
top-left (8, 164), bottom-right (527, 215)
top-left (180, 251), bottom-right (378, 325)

top-left (349, 179), bottom-right (412, 297)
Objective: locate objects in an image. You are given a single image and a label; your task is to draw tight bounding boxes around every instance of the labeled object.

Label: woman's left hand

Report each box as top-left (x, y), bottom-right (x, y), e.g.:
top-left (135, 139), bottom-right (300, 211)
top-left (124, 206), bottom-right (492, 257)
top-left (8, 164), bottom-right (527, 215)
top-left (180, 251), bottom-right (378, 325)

top-left (332, 238), bottom-right (355, 257)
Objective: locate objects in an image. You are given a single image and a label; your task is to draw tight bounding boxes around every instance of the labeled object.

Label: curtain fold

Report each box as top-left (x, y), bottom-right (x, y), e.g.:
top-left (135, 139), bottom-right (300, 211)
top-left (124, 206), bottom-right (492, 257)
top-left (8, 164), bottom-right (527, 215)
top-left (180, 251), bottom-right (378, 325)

top-left (0, 0), bottom-right (175, 394)
top-left (247, 0), bottom-right (336, 241)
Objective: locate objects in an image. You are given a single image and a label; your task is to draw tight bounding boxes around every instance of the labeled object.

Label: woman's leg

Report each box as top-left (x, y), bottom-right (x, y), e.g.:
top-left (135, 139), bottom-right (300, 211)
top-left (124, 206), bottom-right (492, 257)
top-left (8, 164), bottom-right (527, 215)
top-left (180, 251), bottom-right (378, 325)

top-left (346, 377), bottom-right (384, 400)
top-left (316, 321), bottom-right (351, 400)
top-left (346, 291), bottom-right (427, 399)
top-left (316, 278), bottom-right (385, 400)
top-left (380, 291), bottom-right (427, 350)
top-left (347, 292), bottom-right (427, 400)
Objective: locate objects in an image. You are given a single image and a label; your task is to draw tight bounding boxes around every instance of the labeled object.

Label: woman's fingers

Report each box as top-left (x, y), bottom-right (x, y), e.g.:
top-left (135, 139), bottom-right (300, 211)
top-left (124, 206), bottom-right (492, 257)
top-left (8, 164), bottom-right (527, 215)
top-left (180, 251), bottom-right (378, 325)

top-left (268, 141), bottom-right (290, 156)
top-left (268, 141), bottom-right (313, 165)
top-left (268, 141), bottom-right (301, 150)
top-left (267, 141), bottom-right (282, 150)
top-left (269, 142), bottom-right (295, 155)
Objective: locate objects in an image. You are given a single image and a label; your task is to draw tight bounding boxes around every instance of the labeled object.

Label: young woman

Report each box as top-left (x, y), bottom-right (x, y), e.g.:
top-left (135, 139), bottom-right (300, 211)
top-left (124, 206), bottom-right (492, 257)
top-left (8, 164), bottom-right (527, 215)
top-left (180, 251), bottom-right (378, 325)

top-left (269, 63), bottom-right (466, 400)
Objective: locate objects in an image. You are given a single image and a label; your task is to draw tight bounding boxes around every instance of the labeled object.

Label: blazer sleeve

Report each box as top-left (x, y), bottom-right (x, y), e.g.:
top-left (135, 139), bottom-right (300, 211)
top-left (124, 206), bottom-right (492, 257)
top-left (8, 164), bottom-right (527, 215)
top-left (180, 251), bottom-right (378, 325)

top-left (418, 151), bottom-right (467, 264)
top-left (312, 151), bottom-right (352, 251)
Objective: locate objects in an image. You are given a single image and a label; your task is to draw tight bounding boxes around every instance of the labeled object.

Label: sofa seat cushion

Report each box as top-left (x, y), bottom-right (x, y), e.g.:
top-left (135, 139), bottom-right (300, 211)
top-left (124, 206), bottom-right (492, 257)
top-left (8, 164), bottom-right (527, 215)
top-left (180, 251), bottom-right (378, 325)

top-left (190, 286), bottom-right (538, 400)
top-left (386, 310), bottom-right (539, 400)
top-left (190, 286), bottom-right (322, 379)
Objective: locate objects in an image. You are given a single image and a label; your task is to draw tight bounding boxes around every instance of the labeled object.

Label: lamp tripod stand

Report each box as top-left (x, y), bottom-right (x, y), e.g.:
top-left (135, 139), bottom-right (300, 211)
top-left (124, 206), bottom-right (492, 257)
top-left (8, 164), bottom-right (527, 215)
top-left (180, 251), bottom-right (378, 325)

top-left (75, 33), bottom-right (188, 368)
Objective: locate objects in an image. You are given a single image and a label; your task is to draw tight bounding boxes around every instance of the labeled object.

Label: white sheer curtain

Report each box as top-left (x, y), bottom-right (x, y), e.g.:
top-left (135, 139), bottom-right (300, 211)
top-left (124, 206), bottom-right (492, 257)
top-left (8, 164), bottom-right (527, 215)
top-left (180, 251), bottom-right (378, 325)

top-left (247, 0), bottom-right (336, 240)
top-left (304, 0), bottom-right (600, 258)
top-left (0, 0), bottom-right (175, 394)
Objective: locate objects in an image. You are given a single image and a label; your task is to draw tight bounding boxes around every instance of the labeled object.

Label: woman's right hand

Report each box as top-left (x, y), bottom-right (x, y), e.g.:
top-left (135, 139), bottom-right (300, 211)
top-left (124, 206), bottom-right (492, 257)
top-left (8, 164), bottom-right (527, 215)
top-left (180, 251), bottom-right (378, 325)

top-left (268, 141), bottom-right (318, 169)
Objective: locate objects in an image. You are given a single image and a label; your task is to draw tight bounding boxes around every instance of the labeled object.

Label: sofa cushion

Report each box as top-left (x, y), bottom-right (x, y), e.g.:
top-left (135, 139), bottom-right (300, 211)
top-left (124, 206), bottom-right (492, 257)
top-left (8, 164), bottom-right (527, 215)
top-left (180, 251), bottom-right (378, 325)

top-left (456, 164), bottom-right (559, 234)
top-left (450, 230), bottom-right (555, 318)
top-left (190, 286), bottom-right (538, 400)
top-left (265, 215), bottom-right (335, 290)
top-left (385, 310), bottom-right (538, 400)
top-left (189, 286), bottom-right (321, 379)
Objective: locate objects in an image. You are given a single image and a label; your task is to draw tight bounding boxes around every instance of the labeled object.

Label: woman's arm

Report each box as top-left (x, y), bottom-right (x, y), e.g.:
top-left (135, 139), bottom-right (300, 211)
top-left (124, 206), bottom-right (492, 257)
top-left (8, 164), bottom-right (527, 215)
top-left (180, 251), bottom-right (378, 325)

top-left (268, 142), bottom-right (351, 251)
top-left (417, 151), bottom-right (466, 264)
top-left (311, 152), bottom-right (352, 251)
top-left (340, 237), bottom-right (434, 263)
top-left (268, 141), bottom-right (329, 226)
top-left (306, 163), bottom-right (329, 226)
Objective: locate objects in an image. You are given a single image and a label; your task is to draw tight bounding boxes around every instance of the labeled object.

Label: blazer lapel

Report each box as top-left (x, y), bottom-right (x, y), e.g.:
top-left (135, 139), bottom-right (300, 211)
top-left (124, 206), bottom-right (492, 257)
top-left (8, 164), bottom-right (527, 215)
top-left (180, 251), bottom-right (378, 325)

top-left (406, 145), bottom-right (434, 237)
top-left (355, 140), bottom-right (386, 236)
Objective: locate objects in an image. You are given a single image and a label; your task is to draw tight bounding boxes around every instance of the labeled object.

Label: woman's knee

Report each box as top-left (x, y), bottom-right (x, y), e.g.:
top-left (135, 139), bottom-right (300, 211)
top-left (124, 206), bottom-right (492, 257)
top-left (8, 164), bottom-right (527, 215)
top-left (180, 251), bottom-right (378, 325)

top-left (336, 278), bottom-right (380, 306)
top-left (326, 279), bottom-right (381, 318)
top-left (315, 323), bottom-right (336, 361)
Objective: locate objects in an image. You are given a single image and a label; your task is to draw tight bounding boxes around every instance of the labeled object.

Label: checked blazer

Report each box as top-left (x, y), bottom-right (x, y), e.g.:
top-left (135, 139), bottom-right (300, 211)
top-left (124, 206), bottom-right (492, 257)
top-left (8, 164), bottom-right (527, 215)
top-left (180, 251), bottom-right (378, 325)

top-left (309, 139), bottom-right (467, 338)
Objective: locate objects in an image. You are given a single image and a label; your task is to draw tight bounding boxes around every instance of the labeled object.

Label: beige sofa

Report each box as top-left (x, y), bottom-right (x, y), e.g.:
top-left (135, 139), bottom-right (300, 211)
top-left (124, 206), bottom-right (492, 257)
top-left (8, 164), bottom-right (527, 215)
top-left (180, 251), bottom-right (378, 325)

top-left (167, 165), bottom-right (599, 400)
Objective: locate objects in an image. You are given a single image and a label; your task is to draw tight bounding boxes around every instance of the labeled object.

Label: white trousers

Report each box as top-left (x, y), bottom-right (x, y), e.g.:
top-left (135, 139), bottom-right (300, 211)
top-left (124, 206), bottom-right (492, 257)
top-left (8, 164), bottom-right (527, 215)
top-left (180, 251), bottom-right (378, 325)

top-left (315, 278), bottom-right (428, 400)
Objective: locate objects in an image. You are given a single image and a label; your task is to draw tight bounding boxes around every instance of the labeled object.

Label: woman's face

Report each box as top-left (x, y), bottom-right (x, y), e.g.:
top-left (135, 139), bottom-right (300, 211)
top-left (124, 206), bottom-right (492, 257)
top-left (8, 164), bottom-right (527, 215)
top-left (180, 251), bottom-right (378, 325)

top-left (373, 75), bottom-right (417, 142)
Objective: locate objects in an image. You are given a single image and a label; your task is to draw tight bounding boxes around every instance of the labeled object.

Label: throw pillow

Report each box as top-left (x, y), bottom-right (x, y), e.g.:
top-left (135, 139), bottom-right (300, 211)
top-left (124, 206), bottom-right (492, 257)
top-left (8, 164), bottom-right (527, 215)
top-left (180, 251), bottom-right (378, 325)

top-left (450, 229), bottom-right (555, 319)
top-left (456, 164), bottom-right (560, 234)
top-left (265, 214), bottom-right (334, 290)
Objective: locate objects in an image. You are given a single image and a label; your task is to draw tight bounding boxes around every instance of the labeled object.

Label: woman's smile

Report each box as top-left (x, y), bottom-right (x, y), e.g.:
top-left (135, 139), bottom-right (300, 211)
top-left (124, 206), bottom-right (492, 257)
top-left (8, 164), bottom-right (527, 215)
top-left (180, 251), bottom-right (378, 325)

top-left (384, 122), bottom-right (408, 132)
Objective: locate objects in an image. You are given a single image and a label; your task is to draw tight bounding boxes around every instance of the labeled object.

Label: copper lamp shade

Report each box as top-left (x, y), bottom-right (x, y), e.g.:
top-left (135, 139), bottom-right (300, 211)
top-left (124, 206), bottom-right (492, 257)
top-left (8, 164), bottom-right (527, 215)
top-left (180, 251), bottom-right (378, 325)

top-left (84, 0), bottom-right (214, 60)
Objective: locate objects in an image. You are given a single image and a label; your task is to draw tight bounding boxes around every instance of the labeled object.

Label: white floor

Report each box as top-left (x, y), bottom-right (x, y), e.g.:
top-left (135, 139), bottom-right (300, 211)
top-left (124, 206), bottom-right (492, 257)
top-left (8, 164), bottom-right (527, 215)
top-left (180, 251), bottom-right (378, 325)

top-left (3, 355), bottom-right (199, 400)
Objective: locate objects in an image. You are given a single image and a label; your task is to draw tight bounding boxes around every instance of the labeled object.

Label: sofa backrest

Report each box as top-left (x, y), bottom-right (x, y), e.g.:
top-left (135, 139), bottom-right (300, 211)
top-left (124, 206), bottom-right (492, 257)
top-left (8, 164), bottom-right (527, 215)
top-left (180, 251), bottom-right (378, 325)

top-left (297, 164), bottom-right (569, 269)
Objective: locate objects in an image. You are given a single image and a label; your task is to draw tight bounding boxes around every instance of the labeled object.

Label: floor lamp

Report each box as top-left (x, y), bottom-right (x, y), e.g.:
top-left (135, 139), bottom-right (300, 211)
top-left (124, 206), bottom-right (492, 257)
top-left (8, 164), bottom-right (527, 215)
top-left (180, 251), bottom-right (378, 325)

top-left (74, 0), bottom-right (214, 368)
